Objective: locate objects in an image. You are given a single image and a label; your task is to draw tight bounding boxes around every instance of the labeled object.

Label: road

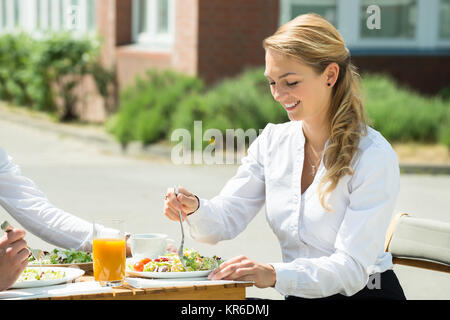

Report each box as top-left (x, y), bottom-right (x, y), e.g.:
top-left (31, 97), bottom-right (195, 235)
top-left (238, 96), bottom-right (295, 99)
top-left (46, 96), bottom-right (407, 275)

top-left (1, 116), bottom-right (449, 300)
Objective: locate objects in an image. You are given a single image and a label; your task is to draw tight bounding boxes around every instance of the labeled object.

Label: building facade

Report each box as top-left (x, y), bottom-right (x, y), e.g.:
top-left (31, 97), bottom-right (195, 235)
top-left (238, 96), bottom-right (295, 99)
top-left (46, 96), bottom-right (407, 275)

top-left (1, 0), bottom-right (449, 122)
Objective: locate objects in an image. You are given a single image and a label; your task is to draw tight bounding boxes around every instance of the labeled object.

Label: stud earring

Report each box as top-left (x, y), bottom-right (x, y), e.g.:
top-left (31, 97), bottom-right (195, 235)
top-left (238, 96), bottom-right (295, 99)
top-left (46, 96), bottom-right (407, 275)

top-left (327, 83), bottom-right (331, 86)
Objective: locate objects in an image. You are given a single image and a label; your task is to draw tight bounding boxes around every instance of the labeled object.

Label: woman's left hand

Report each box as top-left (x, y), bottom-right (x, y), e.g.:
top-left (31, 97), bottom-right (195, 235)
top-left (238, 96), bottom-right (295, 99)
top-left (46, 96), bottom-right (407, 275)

top-left (208, 255), bottom-right (276, 288)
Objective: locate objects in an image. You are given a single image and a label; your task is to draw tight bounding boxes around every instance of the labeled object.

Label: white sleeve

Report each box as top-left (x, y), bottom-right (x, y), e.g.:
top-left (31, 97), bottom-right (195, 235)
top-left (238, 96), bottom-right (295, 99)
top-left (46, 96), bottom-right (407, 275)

top-left (271, 144), bottom-right (400, 298)
top-left (0, 148), bottom-right (93, 251)
top-left (185, 124), bottom-right (272, 244)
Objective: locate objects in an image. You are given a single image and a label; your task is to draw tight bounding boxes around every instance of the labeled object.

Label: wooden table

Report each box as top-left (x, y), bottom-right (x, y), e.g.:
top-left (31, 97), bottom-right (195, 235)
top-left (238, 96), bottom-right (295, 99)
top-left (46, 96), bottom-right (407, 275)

top-left (36, 275), bottom-right (253, 300)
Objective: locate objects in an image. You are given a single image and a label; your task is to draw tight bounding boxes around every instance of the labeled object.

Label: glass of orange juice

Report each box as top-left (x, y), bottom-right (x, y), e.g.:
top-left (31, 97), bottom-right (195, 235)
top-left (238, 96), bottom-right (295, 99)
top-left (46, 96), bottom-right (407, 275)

top-left (93, 219), bottom-right (126, 287)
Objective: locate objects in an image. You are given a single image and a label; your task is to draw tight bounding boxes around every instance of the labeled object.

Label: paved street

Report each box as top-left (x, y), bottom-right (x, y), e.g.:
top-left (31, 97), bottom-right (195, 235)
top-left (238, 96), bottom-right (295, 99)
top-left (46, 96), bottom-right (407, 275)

top-left (1, 115), bottom-right (449, 300)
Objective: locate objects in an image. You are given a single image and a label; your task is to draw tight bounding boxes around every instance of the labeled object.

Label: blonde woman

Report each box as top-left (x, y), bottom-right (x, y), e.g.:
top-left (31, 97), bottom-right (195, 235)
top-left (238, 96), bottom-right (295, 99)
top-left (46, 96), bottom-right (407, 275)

top-left (164, 14), bottom-right (406, 300)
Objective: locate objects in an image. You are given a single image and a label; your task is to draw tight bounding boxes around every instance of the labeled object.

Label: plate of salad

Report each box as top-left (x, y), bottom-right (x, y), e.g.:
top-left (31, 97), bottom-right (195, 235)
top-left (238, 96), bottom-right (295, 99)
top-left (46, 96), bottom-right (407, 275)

top-left (28, 248), bottom-right (93, 272)
top-left (126, 248), bottom-right (224, 279)
top-left (11, 267), bottom-right (85, 289)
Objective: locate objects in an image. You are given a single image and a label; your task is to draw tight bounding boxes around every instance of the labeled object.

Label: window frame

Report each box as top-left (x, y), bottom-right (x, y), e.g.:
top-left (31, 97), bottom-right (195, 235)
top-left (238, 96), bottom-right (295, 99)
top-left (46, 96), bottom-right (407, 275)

top-left (437, 0), bottom-right (450, 44)
top-left (0, 0), bottom-right (96, 36)
top-left (132, 0), bottom-right (176, 51)
top-left (279, 0), bottom-right (339, 28)
top-left (279, 0), bottom-right (450, 52)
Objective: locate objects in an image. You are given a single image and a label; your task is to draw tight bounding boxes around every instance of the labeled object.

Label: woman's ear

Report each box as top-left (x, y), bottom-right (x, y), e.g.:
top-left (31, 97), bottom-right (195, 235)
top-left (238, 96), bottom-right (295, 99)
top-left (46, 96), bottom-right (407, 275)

top-left (324, 62), bottom-right (339, 87)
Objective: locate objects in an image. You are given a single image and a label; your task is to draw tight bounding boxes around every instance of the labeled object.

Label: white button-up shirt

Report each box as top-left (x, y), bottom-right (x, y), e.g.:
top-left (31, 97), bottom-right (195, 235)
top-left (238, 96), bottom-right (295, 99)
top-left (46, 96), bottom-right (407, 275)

top-left (187, 120), bottom-right (400, 298)
top-left (0, 147), bottom-right (92, 251)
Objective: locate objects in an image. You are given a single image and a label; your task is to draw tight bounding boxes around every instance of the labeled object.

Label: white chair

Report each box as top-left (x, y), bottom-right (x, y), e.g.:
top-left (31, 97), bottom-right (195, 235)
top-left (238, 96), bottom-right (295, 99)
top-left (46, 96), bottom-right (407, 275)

top-left (385, 213), bottom-right (450, 273)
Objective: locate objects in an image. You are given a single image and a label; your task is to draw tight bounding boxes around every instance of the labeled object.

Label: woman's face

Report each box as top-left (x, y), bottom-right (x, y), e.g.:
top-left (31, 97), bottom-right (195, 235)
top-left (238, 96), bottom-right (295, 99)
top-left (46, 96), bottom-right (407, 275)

top-left (264, 48), bottom-right (335, 122)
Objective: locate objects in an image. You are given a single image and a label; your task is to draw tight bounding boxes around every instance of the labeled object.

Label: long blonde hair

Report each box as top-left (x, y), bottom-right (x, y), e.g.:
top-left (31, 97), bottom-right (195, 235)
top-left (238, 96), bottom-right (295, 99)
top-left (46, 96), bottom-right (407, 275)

top-left (263, 13), bottom-right (368, 211)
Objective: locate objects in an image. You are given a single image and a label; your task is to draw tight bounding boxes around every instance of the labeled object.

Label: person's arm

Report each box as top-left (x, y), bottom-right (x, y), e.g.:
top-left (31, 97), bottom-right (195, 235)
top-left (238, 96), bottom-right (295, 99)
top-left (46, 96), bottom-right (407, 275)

top-left (0, 148), bottom-right (93, 251)
top-left (185, 124), bottom-right (273, 244)
top-left (271, 144), bottom-right (400, 298)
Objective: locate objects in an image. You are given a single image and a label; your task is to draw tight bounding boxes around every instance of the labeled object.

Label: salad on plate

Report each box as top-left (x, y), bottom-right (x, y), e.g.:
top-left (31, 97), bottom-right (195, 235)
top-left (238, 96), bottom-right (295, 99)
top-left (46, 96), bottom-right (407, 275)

top-left (28, 248), bottom-right (92, 265)
top-left (17, 268), bottom-right (66, 282)
top-left (128, 248), bottom-right (223, 273)
top-left (12, 266), bottom-right (85, 289)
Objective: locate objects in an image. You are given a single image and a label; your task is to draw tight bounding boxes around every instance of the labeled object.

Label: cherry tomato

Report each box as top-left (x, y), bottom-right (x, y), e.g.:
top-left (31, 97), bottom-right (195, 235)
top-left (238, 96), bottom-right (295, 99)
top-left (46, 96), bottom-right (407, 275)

top-left (141, 258), bottom-right (151, 265)
top-left (133, 261), bottom-right (144, 272)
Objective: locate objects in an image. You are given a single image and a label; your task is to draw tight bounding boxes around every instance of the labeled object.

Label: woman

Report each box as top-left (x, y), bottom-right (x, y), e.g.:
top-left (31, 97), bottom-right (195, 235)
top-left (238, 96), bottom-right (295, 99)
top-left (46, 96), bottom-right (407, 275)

top-left (164, 13), bottom-right (406, 300)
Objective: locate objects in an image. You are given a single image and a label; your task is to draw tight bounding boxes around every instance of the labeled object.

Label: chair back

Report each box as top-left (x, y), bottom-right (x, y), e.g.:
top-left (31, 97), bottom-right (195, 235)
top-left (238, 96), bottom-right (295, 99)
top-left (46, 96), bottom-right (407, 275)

top-left (385, 213), bottom-right (450, 273)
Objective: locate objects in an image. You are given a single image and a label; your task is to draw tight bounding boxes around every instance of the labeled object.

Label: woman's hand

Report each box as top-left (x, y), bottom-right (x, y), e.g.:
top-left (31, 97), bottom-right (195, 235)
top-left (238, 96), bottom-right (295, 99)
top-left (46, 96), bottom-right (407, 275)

top-left (164, 186), bottom-right (199, 221)
top-left (208, 255), bottom-right (277, 288)
top-left (0, 228), bottom-right (29, 291)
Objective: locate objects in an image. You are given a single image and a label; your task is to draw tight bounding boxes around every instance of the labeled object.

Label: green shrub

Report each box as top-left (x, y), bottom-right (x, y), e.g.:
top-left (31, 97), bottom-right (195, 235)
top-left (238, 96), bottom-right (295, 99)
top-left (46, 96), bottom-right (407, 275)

top-left (171, 67), bottom-right (287, 147)
top-left (361, 73), bottom-right (449, 145)
top-left (109, 67), bottom-right (448, 149)
top-left (31, 32), bottom-right (101, 119)
top-left (0, 32), bottom-right (112, 121)
top-left (438, 85), bottom-right (450, 101)
top-left (0, 33), bottom-right (35, 105)
top-left (108, 69), bottom-right (204, 145)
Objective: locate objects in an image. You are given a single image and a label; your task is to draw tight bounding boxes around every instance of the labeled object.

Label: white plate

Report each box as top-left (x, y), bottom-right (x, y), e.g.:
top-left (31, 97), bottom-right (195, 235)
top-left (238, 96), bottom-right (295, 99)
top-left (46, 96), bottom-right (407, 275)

top-left (11, 267), bottom-right (85, 289)
top-left (126, 258), bottom-right (213, 279)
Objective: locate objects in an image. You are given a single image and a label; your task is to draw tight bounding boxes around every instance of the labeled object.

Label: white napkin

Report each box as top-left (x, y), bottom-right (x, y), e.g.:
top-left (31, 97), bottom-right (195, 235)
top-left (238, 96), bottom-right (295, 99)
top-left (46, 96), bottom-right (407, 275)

top-left (0, 281), bottom-right (113, 300)
top-left (125, 277), bottom-right (252, 289)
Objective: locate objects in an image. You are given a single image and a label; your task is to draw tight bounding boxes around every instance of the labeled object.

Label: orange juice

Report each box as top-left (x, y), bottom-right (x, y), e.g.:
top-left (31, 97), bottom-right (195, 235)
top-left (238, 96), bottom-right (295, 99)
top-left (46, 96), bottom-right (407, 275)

top-left (93, 238), bottom-right (126, 282)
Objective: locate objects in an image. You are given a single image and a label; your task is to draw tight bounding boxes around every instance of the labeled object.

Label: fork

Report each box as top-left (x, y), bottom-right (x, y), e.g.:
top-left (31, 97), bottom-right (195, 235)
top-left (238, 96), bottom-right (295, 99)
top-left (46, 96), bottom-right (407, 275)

top-left (1, 220), bottom-right (44, 261)
top-left (174, 186), bottom-right (188, 270)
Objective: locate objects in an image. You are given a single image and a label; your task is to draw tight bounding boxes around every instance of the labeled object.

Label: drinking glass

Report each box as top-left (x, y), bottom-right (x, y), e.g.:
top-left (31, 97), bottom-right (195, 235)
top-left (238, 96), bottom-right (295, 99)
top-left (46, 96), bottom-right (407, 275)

top-left (93, 219), bottom-right (126, 287)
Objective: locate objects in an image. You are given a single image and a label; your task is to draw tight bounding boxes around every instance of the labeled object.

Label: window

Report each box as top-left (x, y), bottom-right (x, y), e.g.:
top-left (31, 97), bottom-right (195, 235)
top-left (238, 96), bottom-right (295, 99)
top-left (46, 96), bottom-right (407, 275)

top-left (0, 0), bottom-right (20, 30)
top-left (86, 0), bottom-right (96, 31)
top-left (133, 0), bottom-right (175, 50)
top-left (439, 0), bottom-right (450, 39)
top-left (0, 0), bottom-right (96, 34)
top-left (280, 0), bottom-right (338, 27)
top-left (360, 0), bottom-right (418, 39)
top-left (13, 0), bottom-right (19, 27)
top-left (0, 0), bottom-right (7, 30)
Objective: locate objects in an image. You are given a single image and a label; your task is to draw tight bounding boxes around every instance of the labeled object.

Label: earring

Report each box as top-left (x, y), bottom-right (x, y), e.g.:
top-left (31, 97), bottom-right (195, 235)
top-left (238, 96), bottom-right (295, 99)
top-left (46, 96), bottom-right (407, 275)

top-left (327, 83), bottom-right (331, 86)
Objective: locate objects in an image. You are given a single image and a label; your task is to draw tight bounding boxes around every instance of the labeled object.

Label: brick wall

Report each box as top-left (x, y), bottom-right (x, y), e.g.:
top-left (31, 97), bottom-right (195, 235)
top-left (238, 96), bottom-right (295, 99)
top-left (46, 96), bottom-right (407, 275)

top-left (92, 1), bottom-right (447, 124)
top-left (352, 55), bottom-right (450, 96)
top-left (115, 0), bottom-right (133, 46)
top-left (172, 0), bottom-right (199, 77)
top-left (197, 0), bottom-right (279, 85)
top-left (112, 0), bottom-right (280, 90)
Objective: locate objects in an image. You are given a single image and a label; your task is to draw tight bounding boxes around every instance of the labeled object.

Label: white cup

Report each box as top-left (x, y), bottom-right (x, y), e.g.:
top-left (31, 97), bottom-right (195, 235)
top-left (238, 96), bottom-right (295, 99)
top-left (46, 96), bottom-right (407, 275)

top-left (130, 233), bottom-right (176, 259)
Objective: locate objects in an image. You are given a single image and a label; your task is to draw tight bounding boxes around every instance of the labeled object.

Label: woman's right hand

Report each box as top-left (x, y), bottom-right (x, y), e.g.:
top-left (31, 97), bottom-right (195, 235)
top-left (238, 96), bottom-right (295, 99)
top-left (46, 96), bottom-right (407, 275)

top-left (164, 186), bottom-right (199, 222)
top-left (0, 228), bottom-right (29, 291)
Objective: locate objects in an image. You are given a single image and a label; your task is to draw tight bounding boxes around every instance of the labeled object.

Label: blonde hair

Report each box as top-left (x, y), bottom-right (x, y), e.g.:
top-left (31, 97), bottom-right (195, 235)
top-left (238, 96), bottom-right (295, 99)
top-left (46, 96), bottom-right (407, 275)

top-left (263, 13), bottom-right (368, 211)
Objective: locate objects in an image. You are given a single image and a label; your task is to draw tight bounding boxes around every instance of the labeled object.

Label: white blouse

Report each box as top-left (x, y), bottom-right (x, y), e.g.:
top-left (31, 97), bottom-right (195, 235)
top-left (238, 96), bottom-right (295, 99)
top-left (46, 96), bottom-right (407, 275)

top-left (186, 120), bottom-right (400, 298)
top-left (0, 147), bottom-right (93, 251)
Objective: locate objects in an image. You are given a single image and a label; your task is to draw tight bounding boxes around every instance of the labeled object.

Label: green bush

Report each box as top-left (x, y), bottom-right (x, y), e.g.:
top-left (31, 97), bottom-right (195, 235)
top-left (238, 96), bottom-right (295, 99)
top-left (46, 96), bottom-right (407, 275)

top-left (438, 85), bottom-right (450, 101)
top-left (30, 32), bottom-right (101, 119)
top-left (0, 33), bottom-right (35, 105)
top-left (170, 67), bottom-right (287, 148)
top-left (107, 70), bottom-right (204, 145)
top-left (361, 73), bottom-right (450, 147)
top-left (108, 67), bottom-right (449, 149)
top-left (0, 32), bottom-right (112, 121)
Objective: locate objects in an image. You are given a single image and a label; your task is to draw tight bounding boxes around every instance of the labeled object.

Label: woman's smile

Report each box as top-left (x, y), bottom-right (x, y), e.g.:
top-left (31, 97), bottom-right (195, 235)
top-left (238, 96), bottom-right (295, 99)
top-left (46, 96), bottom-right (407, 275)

top-left (283, 100), bottom-right (301, 112)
